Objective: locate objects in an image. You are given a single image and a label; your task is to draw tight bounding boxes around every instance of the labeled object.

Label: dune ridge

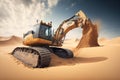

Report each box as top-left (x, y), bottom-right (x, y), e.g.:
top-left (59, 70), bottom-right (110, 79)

top-left (0, 35), bottom-right (22, 46)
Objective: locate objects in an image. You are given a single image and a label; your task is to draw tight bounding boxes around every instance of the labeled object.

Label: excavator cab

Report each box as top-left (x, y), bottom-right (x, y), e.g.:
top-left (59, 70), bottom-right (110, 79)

top-left (23, 22), bottom-right (53, 46)
top-left (24, 22), bottom-right (52, 40)
top-left (32, 23), bottom-right (52, 40)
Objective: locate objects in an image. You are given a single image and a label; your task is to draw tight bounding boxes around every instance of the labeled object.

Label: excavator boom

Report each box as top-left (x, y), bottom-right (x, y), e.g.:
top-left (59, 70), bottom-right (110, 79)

top-left (53, 10), bottom-right (87, 46)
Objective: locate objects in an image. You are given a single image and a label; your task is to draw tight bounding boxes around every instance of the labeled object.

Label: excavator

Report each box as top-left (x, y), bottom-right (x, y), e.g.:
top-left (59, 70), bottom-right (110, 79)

top-left (12, 10), bottom-right (88, 68)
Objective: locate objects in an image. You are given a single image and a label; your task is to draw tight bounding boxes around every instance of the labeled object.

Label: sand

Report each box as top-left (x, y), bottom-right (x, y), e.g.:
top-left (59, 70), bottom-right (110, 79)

top-left (0, 36), bottom-right (120, 80)
top-left (76, 19), bottom-right (99, 48)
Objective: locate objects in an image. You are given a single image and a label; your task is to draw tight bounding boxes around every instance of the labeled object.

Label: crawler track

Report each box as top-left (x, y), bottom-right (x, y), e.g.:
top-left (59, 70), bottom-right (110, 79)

top-left (51, 47), bottom-right (73, 58)
top-left (12, 47), bottom-right (51, 68)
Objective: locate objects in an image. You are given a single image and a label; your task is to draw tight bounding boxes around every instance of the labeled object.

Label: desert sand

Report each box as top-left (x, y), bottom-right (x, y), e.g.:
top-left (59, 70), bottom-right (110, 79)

top-left (0, 36), bottom-right (120, 80)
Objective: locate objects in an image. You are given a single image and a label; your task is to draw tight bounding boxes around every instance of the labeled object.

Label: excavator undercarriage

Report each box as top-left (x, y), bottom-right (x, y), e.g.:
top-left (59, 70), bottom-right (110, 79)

top-left (12, 46), bottom-right (73, 68)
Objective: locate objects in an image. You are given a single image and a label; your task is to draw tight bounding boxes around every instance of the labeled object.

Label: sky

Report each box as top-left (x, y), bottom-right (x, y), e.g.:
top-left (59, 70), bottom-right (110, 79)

top-left (0, 0), bottom-right (120, 39)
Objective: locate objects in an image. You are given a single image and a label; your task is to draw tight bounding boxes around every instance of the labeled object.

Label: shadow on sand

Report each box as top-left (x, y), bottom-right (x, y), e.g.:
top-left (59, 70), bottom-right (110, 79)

top-left (10, 52), bottom-right (108, 68)
top-left (50, 56), bottom-right (108, 67)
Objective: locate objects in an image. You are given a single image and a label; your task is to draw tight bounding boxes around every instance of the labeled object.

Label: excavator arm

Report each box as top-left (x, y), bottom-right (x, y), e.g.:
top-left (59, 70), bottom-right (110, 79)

top-left (53, 10), bottom-right (87, 46)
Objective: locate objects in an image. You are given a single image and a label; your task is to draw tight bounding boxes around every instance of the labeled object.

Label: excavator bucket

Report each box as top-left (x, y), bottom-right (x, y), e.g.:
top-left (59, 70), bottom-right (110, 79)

top-left (75, 10), bottom-right (87, 25)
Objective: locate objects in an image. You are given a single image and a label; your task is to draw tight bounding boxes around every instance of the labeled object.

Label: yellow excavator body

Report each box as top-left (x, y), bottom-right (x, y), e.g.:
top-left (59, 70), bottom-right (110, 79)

top-left (23, 33), bottom-right (52, 46)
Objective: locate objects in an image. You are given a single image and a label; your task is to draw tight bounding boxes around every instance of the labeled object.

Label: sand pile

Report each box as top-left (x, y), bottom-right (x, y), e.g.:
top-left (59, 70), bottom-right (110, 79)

top-left (0, 36), bottom-right (22, 46)
top-left (76, 19), bottom-right (99, 49)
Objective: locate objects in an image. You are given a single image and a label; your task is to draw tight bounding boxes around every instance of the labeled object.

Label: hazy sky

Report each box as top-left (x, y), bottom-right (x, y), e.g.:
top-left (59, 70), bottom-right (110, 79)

top-left (0, 0), bottom-right (120, 39)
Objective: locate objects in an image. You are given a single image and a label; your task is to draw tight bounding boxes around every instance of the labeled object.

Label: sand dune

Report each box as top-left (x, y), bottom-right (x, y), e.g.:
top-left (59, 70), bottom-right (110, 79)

top-left (0, 36), bottom-right (22, 46)
top-left (105, 37), bottom-right (120, 44)
top-left (0, 36), bottom-right (11, 41)
top-left (99, 37), bottom-right (120, 46)
top-left (0, 36), bottom-right (120, 80)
